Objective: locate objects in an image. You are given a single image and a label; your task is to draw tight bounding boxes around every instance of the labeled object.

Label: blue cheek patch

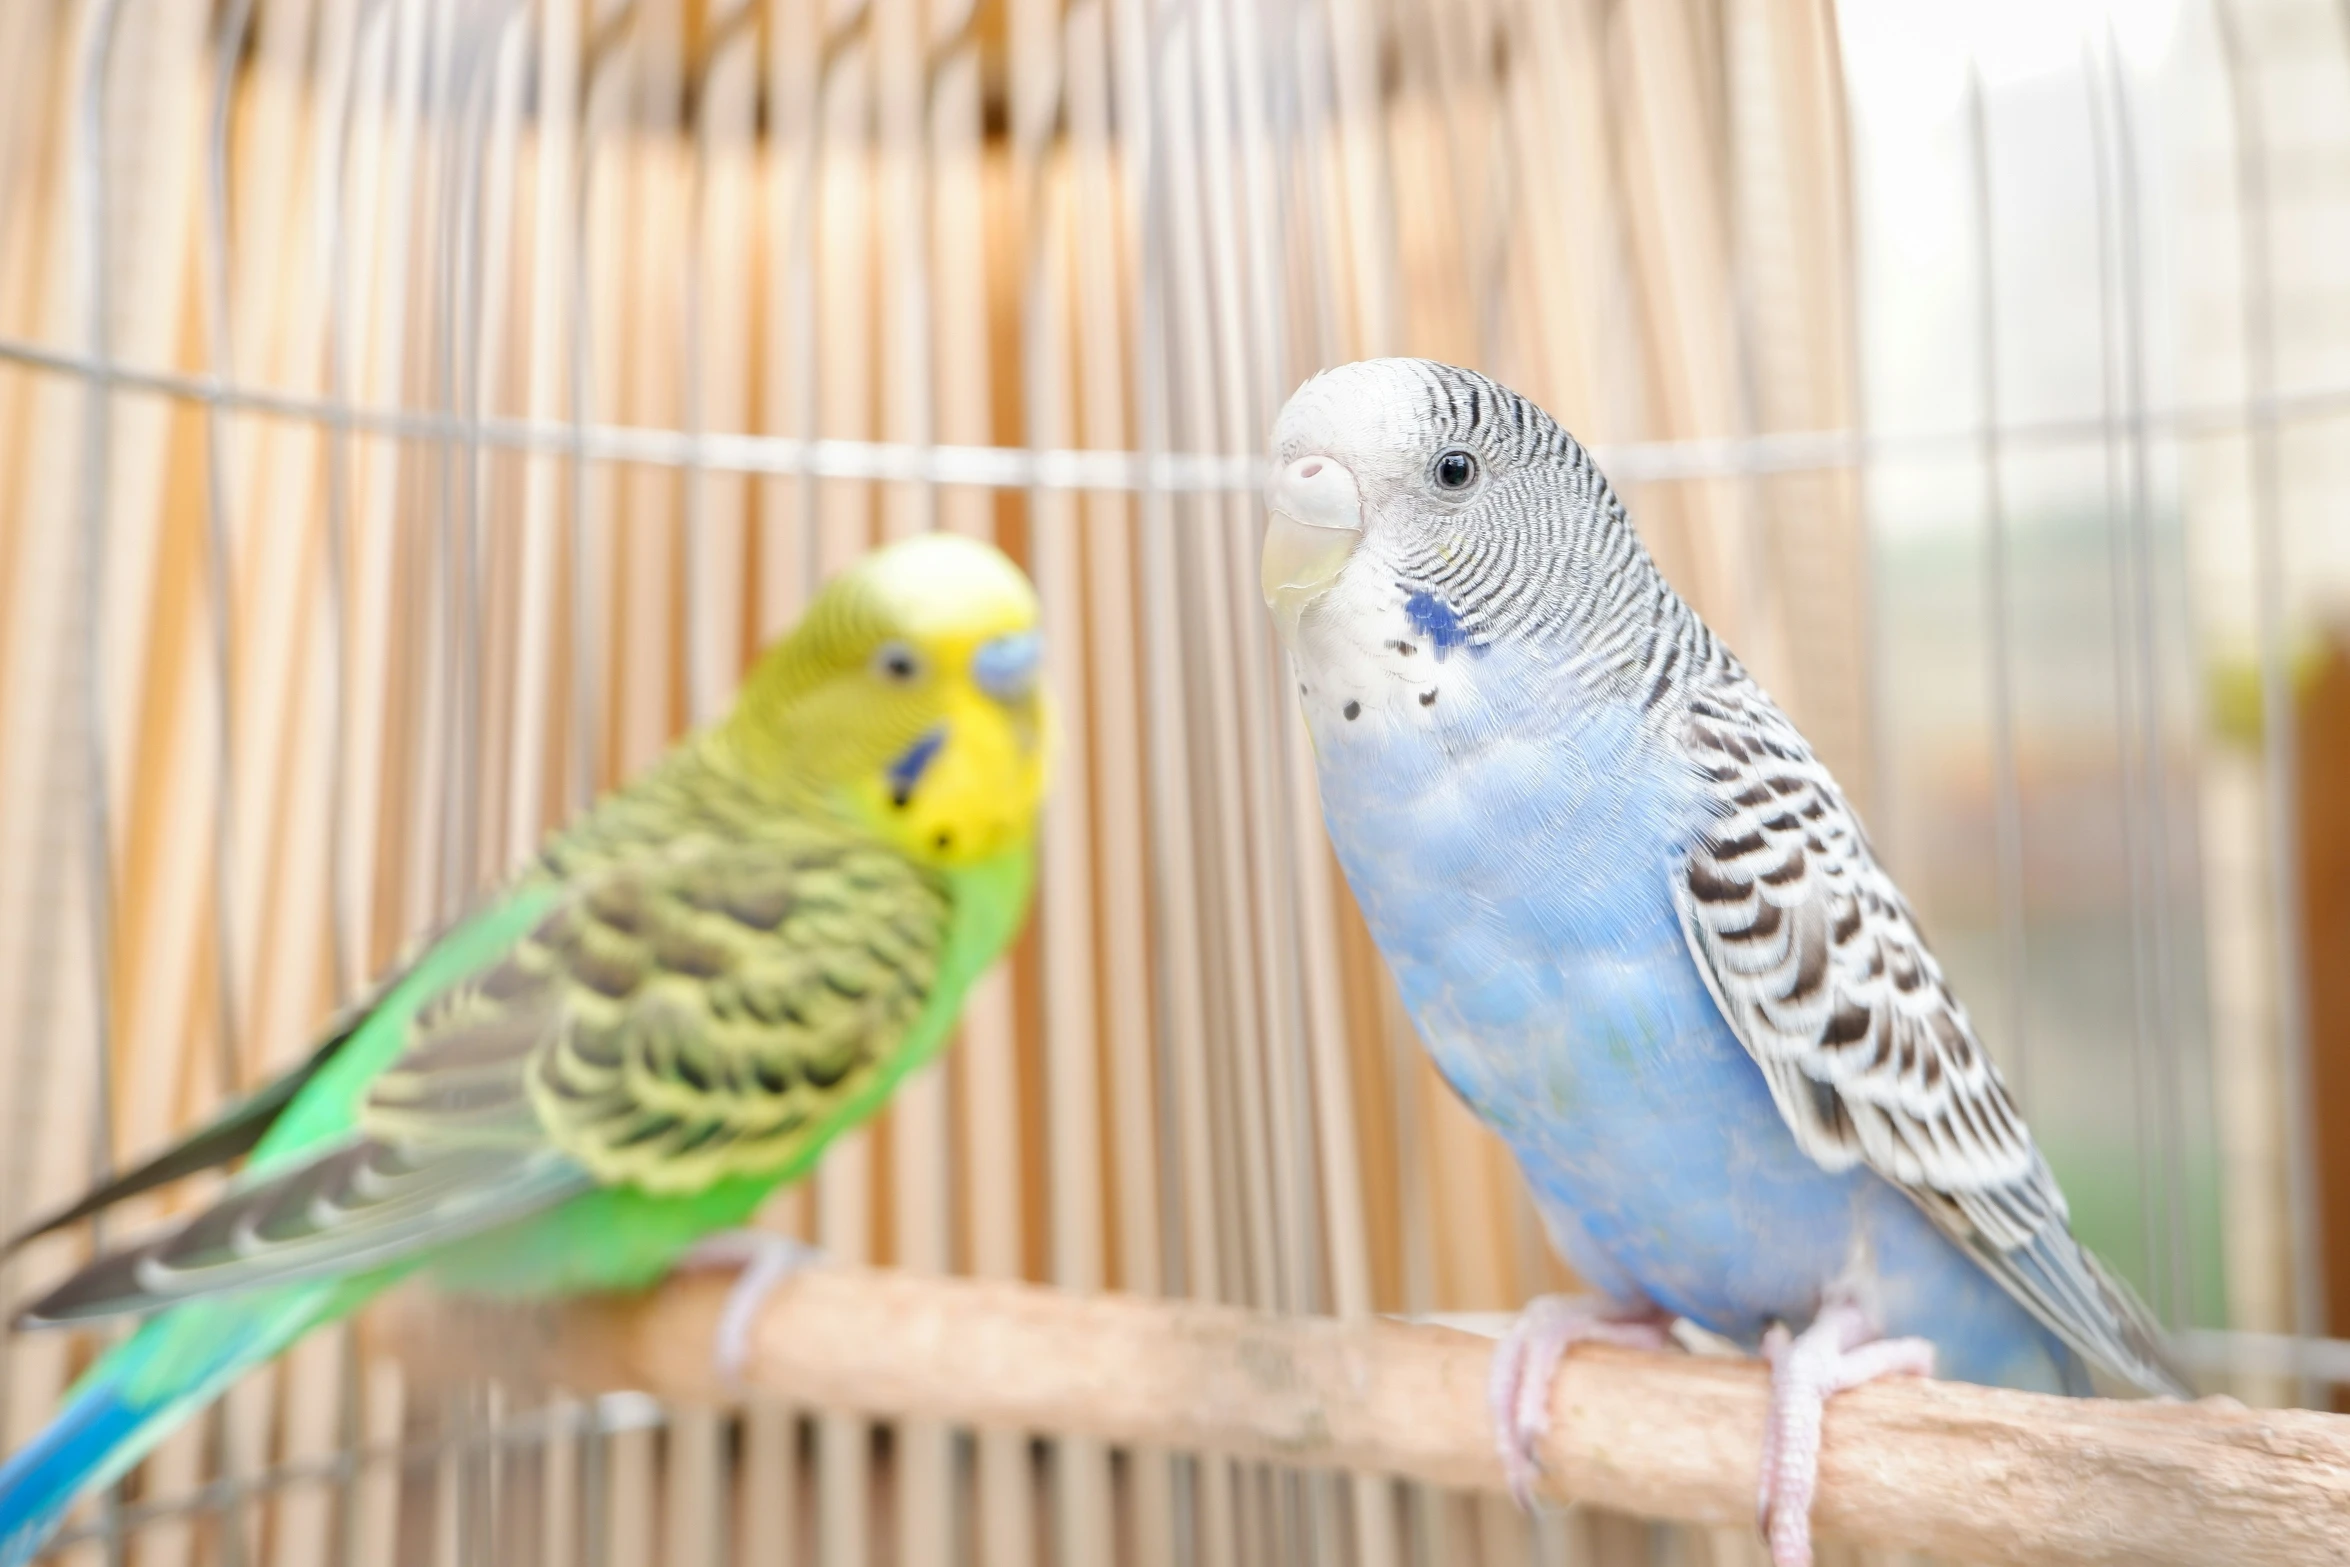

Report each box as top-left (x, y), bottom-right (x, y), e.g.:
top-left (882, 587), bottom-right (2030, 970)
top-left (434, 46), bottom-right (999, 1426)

top-left (886, 727), bottom-right (947, 806)
top-left (1403, 591), bottom-right (1472, 660)
top-left (973, 631), bottom-right (1043, 703)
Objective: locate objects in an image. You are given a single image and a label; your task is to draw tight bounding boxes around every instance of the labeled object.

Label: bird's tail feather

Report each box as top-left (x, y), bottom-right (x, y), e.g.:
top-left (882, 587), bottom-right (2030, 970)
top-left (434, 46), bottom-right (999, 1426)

top-left (0, 1290), bottom-right (329, 1567)
top-left (0, 1374), bottom-right (150, 1566)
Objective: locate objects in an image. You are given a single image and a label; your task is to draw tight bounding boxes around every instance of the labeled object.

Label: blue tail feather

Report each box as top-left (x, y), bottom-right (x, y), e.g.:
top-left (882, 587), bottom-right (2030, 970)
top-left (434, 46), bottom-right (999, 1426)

top-left (1, 1289), bottom-right (336, 1567)
top-left (0, 1373), bottom-right (151, 1567)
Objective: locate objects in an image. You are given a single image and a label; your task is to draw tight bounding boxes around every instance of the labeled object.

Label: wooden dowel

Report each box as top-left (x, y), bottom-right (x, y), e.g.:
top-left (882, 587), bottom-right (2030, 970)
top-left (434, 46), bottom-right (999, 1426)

top-left (375, 1265), bottom-right (2350, 1567)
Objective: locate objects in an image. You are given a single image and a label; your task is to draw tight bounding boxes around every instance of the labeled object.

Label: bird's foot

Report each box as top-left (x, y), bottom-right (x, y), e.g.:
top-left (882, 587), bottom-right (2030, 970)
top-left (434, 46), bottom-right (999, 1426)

top-left (677, 1230), bottom-right (824, 1384)
top-left (1756, 1300), bottom-right (1935, 1567)
top-left (1489, 1294), bottom-right (1675, 1509)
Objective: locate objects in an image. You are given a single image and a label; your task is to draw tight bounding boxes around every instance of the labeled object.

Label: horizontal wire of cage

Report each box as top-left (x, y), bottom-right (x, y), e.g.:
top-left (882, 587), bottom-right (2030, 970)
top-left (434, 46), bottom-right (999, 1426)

top-left (0, 0), bottom-right (2345, 1565)
top-left (6, 333), bottom-right (2350, 487)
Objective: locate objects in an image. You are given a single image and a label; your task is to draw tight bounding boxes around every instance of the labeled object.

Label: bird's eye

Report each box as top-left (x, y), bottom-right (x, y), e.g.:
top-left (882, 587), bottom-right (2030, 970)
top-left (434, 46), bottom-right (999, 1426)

top-left (873, 642), bottom-right (923, 684)
top-left (1433, 449), bottom-right (1478, 492)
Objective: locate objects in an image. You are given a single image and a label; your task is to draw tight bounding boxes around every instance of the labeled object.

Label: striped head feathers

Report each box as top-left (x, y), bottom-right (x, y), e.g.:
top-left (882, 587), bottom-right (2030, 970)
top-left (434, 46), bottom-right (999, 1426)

top-left (1264, 359), bottom-right (1696, 719)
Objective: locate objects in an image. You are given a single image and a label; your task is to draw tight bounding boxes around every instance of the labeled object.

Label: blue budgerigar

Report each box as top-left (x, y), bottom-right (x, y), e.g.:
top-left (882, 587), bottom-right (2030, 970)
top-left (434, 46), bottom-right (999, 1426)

top-left (1261, 360), bottom-right (2185, 1566)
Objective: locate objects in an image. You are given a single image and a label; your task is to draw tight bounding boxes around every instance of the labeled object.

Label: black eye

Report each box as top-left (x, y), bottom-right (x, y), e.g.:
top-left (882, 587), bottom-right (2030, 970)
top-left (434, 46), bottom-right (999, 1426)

top-left (874, 642), bottom-right (922, 683)
top-left (1433, 449), bottom-right (1477, 491)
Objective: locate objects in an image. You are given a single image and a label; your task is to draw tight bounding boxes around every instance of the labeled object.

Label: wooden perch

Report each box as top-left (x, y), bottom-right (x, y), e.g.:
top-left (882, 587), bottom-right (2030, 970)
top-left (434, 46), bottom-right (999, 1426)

top-left (373, 1266), bottom-right (2350, 1566)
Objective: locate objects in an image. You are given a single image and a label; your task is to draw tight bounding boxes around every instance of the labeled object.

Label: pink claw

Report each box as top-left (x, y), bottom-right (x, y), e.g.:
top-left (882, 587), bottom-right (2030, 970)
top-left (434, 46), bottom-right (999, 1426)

top-left (1487, 1295), bottom-right (1675, 1508)
top-left (677, 1230), bottom-right (824, 1383)
top-left (1756, 1300), bottom-right (1936, 1567)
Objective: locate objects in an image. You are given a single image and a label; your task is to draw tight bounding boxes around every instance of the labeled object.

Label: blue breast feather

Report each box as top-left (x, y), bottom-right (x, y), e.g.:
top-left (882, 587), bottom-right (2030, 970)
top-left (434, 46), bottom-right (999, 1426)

top-left (1309, 640), bottom-right (2080, 1393)
top-left (1401, 591), bottom-right (1471, 659)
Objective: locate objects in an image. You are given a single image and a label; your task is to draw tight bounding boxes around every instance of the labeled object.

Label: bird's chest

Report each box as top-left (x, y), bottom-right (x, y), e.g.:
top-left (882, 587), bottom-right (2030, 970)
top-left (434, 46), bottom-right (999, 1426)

top-left (1311, 704), bottom-right (1851, 1321)
top-left (1292, 620), bottom-right (1865, 1330)
top-left (1301, 643), bottom-right (1718, 1128)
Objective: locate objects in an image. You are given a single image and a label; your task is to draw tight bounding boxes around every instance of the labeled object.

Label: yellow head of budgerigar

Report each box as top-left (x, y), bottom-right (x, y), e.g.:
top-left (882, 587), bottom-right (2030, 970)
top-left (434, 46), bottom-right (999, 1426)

top-left (725, 532), bottom-right (1052, 866)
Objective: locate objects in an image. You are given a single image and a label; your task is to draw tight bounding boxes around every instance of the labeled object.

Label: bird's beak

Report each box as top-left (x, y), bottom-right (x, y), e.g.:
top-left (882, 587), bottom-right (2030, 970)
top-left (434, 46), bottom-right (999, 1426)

top-left (1261, 454), bottom-right (1363, 637)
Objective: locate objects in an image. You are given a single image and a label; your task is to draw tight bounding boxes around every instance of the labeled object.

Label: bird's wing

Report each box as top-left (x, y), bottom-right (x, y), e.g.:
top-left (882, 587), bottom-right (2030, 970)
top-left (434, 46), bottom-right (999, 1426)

top-left (370, 827), bottom-right (952, 1192)
top-left (2, 1038), bottom-right (347, 1260)
top-left (19, 828), bottom-right (950, 1325)
top-left (0, 922), bottom-right (457, 1259)
top-left (1668, 673), bottom-right (2188, 1395)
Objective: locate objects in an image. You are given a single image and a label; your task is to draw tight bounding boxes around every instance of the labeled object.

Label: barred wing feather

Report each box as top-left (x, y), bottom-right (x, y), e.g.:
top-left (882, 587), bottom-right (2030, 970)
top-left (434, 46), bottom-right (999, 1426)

top-left (1668, 673), bottom-right (2188, 1397)
top-left (20, 829), bottom-right (947, 1325)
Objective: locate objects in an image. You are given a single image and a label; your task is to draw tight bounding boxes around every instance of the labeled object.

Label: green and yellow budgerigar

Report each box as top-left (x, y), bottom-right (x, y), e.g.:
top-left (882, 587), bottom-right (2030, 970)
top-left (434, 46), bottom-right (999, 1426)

top-left (0, 532), bottom-right (1049, 1564)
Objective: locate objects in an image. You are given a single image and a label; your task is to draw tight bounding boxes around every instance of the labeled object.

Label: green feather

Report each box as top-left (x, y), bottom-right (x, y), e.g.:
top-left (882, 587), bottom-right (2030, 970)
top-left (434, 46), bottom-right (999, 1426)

top-left (428, 843), bottom-right (1032, 1298)
top-left (256, 892), bottom-right (563, 1167)
top-left (3, 531), bottom-right (1047, 1564)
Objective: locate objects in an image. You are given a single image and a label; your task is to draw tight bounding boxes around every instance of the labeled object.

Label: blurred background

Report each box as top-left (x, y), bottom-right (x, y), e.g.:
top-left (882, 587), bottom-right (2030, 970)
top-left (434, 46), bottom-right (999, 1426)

top-left (0, 0), bottom-right (2344, 1562)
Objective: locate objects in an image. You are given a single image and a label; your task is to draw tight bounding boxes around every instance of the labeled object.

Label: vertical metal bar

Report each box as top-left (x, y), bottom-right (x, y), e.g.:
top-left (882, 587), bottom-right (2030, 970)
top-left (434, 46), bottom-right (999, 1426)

top-left (453, 15), bottom-right (530, 1555)
top-left (437, 0), bottom-right (509, 915)
top-left (1115, 0), bottom-right (1233, 1557)
top-left (1320, 0), bottom-right (1396, 357)
top-left (567, 0), bottom-right (595, 821)
top-left (71, 2), bottom-right (128, 1560)
top-left (679, 11), bottom-right (757, 1566)
top-left (2104, 28), bottom-right (2190, 1329)
top-left (1163, 0), bottom-right (1278, 1326)
top-left (892, 1), bottom-right (958, 1556)
top-left (1719, 0), bottom-right (1777, 701)
top-left (875, 0), bottom-right (930, 542)
top-left (202, 0), bottom-right (257, 1099)
top-left (2083, 29), bottom-right (2168, 1331)
top-left (200, 2), bottom-right (257, 1529)
top-left (810, 12), bottom-right (879, 1565)
top-left (506, 0), bottom-right (577, 869)
top-left (462, 0), bottom-right (530, 882)
top-left (1826, 6), bottom-right (1896, 934)
top-left (746, 25), bottom-right (820, 1562)
top-left (1190, 0), bottom-right (1307, 1403)
top-left (1217, 0), bottom-right (1327, 1325)
top-left (1122, 2), bottom-right (1244, 1554)
top-left (1007, 4), bottom-right (1113, 1561)
top-left (680, 0), bottom-right (707, 710)
top-left (2215, 0), bottom-right (2326, 1398)
top-left (339, 0), bottom-right (426, 990)
top-left (570, 3), bottom-right (636, 816)
top-left (71, 0), bottom-right (125, 1204)
top-left (685, 0), bottom-right (762, 720)
top-left (1964, 67), bottom-right (2031, 1113)
top-left (422, 0), bottom-right (462, 927)
top-left (1469, 0), bottom-right (1522, 380)
top-left (321, 0), bottom-right (395, 1006)
top-left (580, 1410), bottom-right (610, 1567)
top-left (333, 3), bottom-right (415, 1546)
top-left (788, 8), bottom-right (838, 611)
top-left (334, 1312), bottom-right (366, 1567)
top-left (418, 6), bottom-right (471, 1561)
top-left (296, 3), bottom-right (379, 1550)
top-left (1282, 0), bottom-right (1343, 372)
top-left (753, 0), bottom-right (813, 640)
top-left (1115, 0), bottom-right (1189, 1310)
